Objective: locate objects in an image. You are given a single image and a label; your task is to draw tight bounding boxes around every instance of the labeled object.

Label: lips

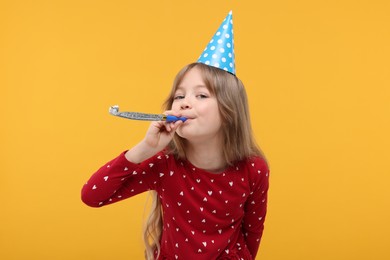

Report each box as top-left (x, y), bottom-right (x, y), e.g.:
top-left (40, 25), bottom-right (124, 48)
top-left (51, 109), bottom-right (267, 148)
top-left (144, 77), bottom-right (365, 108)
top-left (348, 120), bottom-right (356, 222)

top-left (181, 115), bottom-right (195, 120)
top-left (180, 116), bottom-right (194, 124)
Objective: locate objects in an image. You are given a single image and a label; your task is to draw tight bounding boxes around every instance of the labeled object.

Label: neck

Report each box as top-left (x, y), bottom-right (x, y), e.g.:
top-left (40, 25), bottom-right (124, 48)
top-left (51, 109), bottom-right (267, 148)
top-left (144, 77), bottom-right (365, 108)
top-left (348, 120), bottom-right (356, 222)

top-left (184, 138), bottom-right (226, 173)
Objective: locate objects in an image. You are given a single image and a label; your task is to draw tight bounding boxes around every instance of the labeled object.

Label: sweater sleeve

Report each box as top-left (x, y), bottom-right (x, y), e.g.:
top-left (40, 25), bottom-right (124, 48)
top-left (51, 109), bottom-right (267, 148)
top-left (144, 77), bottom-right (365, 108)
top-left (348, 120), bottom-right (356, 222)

top-left (81, 151), bottom-right (163, 207)
top-left (242, 157), bottom-right (270, 258)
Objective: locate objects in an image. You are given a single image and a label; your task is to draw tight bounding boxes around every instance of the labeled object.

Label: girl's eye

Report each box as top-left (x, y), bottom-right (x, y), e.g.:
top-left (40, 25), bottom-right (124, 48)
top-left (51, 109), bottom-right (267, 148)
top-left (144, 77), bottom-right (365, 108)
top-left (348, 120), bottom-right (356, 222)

top-left (174, 95), bottom-right (184, 100)
top-left (197, 94), bottom-right (208, 99)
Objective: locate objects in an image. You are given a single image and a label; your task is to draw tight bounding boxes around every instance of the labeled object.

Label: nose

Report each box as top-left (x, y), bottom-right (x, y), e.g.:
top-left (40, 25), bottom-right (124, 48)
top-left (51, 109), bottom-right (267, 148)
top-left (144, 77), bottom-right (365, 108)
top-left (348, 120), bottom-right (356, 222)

top-left (180, 103), bottom-right (191, 110)
top-left (180, 98), bottom-right (192, 110)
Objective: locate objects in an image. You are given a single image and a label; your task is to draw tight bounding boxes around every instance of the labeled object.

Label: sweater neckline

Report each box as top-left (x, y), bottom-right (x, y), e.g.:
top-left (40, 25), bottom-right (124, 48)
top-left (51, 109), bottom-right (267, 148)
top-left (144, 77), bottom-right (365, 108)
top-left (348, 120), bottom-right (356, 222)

top-left (182, 159), bottom-right (237, 177)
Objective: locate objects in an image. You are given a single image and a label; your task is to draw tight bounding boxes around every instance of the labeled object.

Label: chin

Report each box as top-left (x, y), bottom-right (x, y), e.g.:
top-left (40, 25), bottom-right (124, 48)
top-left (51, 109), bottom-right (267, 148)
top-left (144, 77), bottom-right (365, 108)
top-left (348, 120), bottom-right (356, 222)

top-left (176, 130), bottom-right (190, 139)
top-left (176, 127), bottom-right (197, 140)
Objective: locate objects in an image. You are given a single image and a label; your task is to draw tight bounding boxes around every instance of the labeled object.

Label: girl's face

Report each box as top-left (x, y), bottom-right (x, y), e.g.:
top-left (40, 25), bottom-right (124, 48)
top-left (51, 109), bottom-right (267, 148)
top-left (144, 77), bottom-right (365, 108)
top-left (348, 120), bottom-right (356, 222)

top-left (171, 66), bottom-right (222, 143)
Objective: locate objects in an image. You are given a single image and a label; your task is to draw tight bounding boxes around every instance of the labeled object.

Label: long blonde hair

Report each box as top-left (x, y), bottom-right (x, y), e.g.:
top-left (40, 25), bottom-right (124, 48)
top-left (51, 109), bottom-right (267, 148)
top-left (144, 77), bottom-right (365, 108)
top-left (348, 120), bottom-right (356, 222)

top-left (143, 63), bottom-right (267, 259)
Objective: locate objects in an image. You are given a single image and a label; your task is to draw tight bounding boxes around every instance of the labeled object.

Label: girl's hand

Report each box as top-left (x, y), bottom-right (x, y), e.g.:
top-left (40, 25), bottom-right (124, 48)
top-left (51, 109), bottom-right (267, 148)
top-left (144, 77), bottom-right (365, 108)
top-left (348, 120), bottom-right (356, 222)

top-left (144, 111), bottom-right (184, 150)
top-left (125, 111), bottom-right (183, 163)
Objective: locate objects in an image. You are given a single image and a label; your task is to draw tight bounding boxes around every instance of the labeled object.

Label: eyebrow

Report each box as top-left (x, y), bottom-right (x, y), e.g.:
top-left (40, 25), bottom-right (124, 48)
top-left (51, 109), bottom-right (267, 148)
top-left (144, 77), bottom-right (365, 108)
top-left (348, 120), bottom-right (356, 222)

top-left (175, 84), bottom-right (208, 91)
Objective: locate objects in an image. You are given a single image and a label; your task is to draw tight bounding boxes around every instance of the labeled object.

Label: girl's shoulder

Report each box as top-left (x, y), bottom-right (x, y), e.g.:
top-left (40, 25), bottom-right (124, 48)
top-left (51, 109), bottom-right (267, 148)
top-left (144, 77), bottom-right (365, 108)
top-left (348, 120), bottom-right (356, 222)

top-left (239, 155), bottom-right (269, 188)
top-left (242, 155), bottom-right (269, 172)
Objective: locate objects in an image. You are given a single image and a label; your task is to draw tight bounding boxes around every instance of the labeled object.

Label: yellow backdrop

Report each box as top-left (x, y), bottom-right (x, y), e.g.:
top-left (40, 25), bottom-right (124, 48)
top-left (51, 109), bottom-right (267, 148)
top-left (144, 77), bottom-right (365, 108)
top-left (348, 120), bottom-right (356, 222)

top-left (1, 0), bottom-right (389, 259)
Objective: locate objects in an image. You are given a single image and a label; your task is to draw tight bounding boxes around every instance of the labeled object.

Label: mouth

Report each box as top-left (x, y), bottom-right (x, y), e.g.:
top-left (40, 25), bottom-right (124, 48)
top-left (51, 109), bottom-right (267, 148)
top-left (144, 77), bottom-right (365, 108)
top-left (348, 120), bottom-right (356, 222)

top-left (181, 117), bottom-right (194, 123)
top-left (181, 115), bottom-right (195, 120)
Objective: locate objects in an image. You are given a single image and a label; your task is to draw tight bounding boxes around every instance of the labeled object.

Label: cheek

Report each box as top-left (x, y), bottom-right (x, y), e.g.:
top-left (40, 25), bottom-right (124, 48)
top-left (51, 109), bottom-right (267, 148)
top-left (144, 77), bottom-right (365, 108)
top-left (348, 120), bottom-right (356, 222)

top-left (214, 113), bottom-right (223, 129)
top-left (171, 101), bottom-right (179, 110)
top-left (206, 104), bottom-right (220, 119)
top-left (213, 107), bottom-right (223, 128)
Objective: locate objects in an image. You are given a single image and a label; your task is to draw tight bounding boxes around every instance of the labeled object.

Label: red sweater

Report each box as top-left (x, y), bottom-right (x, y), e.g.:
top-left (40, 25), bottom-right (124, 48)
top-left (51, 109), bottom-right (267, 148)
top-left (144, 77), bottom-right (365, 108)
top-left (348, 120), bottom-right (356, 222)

top-left (81, 151), bottom-right (269, 260)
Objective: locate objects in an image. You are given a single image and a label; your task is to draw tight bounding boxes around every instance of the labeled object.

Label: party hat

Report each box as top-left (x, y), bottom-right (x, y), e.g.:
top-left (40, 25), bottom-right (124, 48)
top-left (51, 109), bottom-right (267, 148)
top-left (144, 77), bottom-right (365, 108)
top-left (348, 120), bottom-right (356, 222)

top-left (197, 11), bottom-right (235, 75)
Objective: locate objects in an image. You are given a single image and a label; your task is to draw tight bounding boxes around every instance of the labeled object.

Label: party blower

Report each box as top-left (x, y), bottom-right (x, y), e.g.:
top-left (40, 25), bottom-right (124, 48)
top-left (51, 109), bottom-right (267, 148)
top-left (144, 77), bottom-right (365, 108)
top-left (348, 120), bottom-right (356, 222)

top-left (109, 105), bottom-right (187, 122)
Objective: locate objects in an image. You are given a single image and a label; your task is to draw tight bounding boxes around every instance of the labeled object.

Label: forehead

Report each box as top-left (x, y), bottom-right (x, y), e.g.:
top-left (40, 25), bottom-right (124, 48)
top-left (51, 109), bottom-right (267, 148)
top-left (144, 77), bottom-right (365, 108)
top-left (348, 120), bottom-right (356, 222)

top-left (179, 67), bottom-right (204, 85)
top-left (174, 66), bottom-right (213, 93)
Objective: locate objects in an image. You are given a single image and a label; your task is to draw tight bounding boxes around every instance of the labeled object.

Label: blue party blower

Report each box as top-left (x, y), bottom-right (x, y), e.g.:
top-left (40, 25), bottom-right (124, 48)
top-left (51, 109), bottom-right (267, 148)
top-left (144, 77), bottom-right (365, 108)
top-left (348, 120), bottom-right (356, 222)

top-left (109, 105), bottom-right (187, 123)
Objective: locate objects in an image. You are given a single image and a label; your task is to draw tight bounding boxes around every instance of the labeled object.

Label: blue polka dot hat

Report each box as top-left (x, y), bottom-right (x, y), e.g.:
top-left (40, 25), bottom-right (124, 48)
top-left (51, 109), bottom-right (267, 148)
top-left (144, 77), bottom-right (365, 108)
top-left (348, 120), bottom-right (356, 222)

top-left (197, 11), bottom-right (235, 75)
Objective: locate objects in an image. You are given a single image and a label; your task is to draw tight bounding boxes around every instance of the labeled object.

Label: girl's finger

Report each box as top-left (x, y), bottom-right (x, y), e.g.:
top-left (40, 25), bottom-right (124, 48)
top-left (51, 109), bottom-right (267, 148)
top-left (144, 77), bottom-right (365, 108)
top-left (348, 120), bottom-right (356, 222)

top-left (165, 122), bottom-right (172, 132)
top-left (171, 120), bottom-right (183, 130)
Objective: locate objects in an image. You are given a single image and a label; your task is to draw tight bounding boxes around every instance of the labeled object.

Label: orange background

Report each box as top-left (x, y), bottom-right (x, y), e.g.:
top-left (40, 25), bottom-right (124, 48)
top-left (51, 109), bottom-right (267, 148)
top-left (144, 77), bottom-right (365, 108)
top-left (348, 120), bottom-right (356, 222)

top-left (1, 0), bottom-right (390, 259)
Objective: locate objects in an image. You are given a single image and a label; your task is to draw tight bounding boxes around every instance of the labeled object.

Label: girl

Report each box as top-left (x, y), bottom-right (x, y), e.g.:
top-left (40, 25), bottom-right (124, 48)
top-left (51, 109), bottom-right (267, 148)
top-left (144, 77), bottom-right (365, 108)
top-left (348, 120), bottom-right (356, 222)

top-left (81, 62), bottom-right (269, 259)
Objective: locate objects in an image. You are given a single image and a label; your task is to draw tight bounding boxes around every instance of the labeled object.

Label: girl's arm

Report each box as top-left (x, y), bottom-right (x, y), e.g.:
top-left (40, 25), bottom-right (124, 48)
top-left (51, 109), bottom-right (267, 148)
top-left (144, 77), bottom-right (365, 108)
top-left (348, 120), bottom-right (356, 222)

top-left (242, 157), bottom-right (270, 258)
top-left (81, 116), bottom-right (183, 207)
top-left (81, 151), bottom-right (151, 207)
